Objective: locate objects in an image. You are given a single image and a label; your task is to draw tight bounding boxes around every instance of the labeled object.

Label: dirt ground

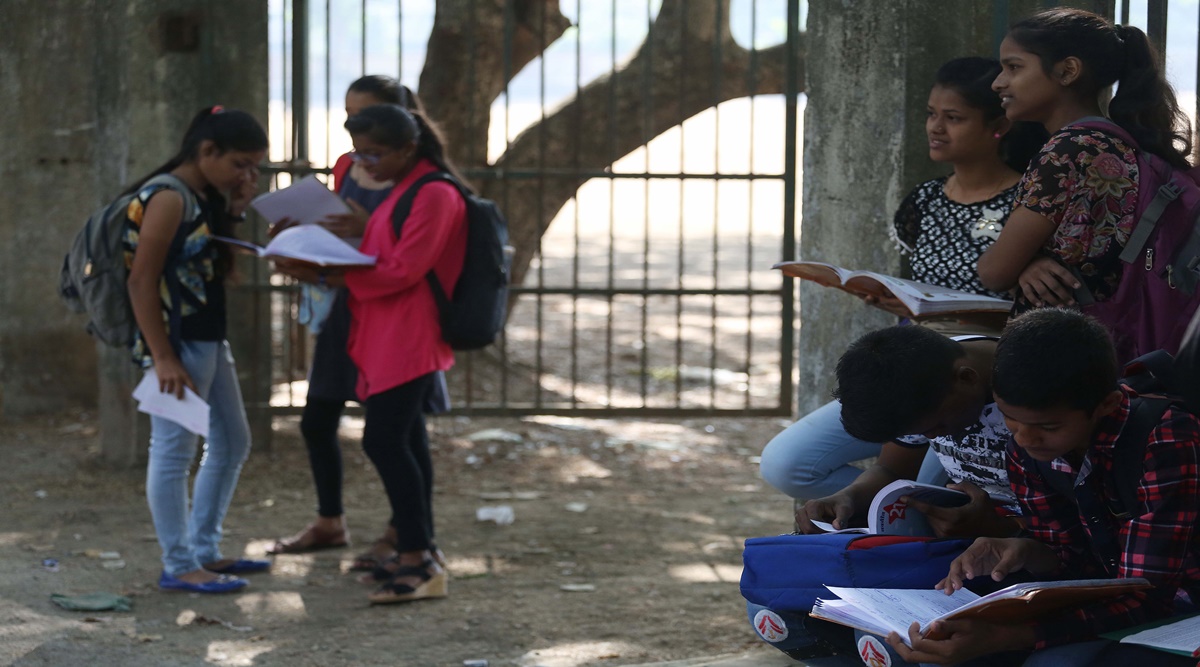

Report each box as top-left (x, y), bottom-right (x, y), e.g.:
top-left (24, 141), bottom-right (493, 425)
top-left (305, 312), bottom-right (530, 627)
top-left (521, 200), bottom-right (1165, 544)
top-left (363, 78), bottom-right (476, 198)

top-left (0, 407), bottom-right (798, 667)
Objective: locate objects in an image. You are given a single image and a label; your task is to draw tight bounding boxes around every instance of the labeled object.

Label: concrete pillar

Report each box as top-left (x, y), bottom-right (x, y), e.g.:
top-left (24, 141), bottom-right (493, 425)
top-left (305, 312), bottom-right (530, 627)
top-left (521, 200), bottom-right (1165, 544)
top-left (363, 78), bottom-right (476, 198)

top-left (0, 0), bottom-right (268, 464)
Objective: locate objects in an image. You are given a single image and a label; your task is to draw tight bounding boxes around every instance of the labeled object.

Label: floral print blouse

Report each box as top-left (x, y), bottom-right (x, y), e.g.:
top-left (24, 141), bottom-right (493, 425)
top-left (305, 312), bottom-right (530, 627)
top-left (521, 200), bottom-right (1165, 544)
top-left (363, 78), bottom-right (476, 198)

top-left (1015, 125), bottom-right (1139, 304)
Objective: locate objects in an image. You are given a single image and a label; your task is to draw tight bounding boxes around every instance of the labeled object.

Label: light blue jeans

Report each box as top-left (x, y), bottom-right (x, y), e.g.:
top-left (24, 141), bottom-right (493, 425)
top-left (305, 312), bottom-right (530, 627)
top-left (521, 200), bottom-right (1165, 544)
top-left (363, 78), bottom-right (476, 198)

top-left (760, 399), bottom-right (947, 501)
top-left (145, 340), bottom-right (251, 576)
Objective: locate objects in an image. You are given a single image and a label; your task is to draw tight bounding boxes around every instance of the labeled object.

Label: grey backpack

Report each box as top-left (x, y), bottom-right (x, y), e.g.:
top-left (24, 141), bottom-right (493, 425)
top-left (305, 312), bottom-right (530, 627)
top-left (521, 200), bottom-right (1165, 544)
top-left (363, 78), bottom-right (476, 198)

top-left (59, 174), bottom-right (197, 347)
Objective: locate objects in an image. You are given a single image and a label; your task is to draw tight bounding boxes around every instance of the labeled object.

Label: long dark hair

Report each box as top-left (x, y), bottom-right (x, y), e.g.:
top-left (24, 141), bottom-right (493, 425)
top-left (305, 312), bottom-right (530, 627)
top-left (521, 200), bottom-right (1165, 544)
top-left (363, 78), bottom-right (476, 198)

top-left (347, 75), bottom-right (422, 113)
top-left (126, 106), bottom-right (269, 272)
top-left (934, 56), bottom-right (1048, 173)
top-left (344, 104), bottom-right (470, 190)
top-left (1008, 8), bottom-right (1191, 169)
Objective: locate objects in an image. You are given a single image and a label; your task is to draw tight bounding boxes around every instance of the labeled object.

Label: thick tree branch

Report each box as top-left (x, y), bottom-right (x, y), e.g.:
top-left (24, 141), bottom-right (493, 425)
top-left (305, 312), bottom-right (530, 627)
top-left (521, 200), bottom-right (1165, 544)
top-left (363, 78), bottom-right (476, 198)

top-left (486, 0), bottom-right (802, 289)
top-left (419, 0), bottom-right (571, 166)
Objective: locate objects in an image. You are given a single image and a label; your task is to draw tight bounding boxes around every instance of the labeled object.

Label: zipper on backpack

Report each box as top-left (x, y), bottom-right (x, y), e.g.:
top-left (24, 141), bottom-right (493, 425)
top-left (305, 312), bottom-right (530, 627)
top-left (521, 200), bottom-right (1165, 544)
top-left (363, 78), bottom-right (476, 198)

top-left (1145, 248), bottom-right (1154, 271)
top-left (1167, 264), bottom-right (1176, 289)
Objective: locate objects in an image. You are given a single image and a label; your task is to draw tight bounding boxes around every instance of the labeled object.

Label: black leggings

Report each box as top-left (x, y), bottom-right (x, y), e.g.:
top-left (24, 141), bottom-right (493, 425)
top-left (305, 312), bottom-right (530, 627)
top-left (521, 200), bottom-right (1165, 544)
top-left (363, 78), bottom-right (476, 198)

top-left (362, 374), bottom-right (436, 552)
top-left (299, 397), bottom-right (348, 518)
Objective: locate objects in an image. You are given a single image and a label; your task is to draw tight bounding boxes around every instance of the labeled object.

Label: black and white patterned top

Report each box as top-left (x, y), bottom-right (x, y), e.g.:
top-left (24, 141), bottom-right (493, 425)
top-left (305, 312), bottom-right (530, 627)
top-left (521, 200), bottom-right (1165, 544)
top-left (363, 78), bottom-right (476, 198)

top-left (890, 176), bottom-right (1016, 299)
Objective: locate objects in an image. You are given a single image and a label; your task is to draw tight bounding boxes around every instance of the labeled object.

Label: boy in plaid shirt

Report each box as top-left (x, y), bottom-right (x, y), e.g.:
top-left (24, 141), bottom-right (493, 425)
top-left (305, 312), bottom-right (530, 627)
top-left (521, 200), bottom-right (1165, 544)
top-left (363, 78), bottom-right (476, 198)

top-left (889, 308), bottom-right (1200, 666)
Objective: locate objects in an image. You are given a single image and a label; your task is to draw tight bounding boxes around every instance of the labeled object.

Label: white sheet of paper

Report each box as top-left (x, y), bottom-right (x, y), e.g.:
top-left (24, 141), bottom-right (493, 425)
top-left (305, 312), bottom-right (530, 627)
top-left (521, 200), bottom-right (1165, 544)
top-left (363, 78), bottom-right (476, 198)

top-left (1119, 615), bottom-right (1200, 654)
top-left (132, 369), bottom-right (210, 437)
top-left (249, 175), bottom-right (351, 227)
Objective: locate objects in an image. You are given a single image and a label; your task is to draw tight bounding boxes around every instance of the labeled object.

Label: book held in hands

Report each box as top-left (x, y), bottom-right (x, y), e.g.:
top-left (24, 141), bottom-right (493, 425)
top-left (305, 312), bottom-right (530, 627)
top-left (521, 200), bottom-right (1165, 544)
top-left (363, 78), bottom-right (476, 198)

top-left (774, 260), bottom-right (1012, 318)
top-left (214, 225), bottom-right (376, 268)
top-left (808, 480), bottom-right (970, 537)
top-left (811, 578), bottom-right (1151, 646)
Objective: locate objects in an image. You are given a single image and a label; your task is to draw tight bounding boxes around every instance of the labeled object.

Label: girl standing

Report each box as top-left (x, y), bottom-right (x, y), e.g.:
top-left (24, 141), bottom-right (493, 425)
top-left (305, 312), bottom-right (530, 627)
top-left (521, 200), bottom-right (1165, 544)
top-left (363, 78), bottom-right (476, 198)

top-left (268, 76), bottom-right (449, 576)
top-left (125, 107), bottom-right (269, 593)
top-left (276, 104), bottom-right (466, 604)
top-left (977, 8), bottom-right (1192, 358)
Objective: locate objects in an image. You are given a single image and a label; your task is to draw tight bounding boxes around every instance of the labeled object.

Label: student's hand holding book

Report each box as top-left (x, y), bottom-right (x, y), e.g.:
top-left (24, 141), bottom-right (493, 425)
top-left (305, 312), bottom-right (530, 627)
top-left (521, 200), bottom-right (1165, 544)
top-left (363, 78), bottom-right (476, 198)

top-left (888, 617), bottom-right (1036, 666)
top-left (273, 258), bottom-right (348, 288)
top-left (902, 482), bottom-right (1021, 539)
top-left (317, 199), bottom-right (369, 238)
top-left (860, 293), bottom-right (914, 319)
top-left (795, 491), bottom-right (859, 534)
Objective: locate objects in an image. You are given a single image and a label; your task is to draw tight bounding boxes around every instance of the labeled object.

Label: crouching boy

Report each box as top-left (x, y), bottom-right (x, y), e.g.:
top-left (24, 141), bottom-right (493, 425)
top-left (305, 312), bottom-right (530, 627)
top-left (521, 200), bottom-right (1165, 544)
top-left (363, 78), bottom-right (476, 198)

top-left (889, 309), bottom-right (1200, 666)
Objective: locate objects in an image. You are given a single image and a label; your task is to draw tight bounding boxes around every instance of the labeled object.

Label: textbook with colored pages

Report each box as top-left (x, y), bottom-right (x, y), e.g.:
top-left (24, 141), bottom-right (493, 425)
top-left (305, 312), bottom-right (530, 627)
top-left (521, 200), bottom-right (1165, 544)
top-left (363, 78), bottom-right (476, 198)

top-left (811, 578), bottom-right (1152, 647)
top-left (808, 480), bottom-right (970, 537)
top-left (214, 225), bottom-right (376, 268)
top-left (773, 260), bottom-right (1013, 318)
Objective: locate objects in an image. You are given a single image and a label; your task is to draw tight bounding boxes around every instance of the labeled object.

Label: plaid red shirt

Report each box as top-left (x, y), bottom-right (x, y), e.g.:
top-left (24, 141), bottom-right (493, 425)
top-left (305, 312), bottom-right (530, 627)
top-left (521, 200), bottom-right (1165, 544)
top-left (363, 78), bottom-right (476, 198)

top-left (1006, 387), bottom-right (1200, 648)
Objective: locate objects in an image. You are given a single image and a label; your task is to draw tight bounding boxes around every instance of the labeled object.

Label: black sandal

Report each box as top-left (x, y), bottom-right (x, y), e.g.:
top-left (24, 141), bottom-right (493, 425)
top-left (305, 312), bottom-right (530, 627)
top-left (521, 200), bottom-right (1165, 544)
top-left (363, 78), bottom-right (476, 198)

top-left (367, 560), bottom-right (448, 604)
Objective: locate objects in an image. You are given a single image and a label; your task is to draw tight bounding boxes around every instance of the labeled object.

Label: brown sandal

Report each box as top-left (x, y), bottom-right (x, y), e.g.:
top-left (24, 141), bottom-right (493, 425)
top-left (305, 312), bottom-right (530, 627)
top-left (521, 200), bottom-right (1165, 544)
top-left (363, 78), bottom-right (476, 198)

top-left (266, 523), bottom-right (349, 555)
top-left (349, 538), bottom-right (398, 572)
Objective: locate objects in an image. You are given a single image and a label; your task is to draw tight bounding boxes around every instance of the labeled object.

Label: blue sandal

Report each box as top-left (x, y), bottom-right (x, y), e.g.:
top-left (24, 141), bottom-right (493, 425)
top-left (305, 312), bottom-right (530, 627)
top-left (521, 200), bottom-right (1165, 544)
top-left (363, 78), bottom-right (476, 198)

top-left (159, 571), bottom-right (248, 593)
top-left (204, 559), bottom-right (272, 575)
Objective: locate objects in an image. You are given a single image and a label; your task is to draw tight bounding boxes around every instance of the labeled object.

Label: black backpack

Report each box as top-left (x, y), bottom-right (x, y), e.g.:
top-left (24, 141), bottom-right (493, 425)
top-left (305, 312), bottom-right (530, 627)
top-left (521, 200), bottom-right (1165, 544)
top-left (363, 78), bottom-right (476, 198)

top-left (59, 174), bottom-right (197, 347)
top-left (1033, 348), bottom-right (1197, 574)
top-left (392, 172), bottom-right (512, 350)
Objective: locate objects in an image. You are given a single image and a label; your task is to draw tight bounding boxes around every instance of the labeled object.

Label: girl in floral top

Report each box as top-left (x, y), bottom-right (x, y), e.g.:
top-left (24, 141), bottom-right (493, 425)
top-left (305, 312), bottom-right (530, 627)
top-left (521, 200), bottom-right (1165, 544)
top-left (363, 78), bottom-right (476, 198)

top-left (978, 8), bottom-right (1193, 328)
top-left (125, 107), bottom-right (268, 594)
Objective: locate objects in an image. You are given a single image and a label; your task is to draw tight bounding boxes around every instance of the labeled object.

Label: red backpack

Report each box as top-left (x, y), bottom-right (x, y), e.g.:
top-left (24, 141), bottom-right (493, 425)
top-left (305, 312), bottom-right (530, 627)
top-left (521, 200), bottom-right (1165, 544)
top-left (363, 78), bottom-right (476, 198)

top-left (1073, 118), bottom-right (1200, 363)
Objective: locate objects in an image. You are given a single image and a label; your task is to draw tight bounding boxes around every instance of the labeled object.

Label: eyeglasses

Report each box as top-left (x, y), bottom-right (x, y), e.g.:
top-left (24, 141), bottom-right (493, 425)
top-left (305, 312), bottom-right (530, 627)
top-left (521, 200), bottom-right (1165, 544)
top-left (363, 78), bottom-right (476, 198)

top-left (349, 150), bottom-right (390, 165)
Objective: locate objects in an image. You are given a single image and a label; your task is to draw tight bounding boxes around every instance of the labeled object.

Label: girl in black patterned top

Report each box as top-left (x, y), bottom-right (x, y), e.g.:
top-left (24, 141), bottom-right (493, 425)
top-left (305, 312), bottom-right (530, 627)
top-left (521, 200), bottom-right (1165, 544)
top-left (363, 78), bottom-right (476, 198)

top-left (885, 57), bottom-right (1047, 309)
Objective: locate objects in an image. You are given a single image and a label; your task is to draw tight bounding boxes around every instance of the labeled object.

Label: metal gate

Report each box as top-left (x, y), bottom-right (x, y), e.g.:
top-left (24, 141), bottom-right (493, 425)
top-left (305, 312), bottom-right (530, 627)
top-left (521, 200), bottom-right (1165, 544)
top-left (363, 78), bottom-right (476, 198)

top-left (250, 0), bottom-right (800, 417)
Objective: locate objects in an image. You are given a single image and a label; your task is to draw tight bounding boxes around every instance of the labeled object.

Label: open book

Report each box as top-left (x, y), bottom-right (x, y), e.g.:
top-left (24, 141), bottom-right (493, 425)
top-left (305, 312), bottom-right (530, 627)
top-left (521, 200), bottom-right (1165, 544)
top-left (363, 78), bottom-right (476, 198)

top-left (1103, 613), bottom-right (1200, 658)
top-left (809, 480), bottom-right (969, 537)
top-left (774, 260), bottom-right (1012, 318)
top-left (812, 578), bottom-right (1151, 647)
top-left (214, 225), bottom-right (376, 268)
top-left (249, 174), bottom-right (351, 227)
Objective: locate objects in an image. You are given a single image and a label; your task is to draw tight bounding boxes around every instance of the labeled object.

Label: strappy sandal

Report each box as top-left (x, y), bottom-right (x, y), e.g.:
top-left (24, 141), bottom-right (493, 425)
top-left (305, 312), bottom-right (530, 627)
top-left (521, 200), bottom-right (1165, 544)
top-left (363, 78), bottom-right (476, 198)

top-left (349, 538), bottom-right (397, 572)
top-left (357, 546), bottom-right (447, 583)
top-left (367, 560), bottom-right (448, 605)
top-left (266, 524), bottom-right (349, 555)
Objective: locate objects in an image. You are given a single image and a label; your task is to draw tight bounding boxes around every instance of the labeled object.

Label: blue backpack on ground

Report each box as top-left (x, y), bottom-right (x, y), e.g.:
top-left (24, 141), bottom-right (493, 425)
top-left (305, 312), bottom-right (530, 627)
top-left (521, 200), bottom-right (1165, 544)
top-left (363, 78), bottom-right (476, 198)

top-left (392, 172), bottom-right (512, 350)
top-left (741, 532), bottom-right (971, 660)
top-left (1070, 118), bottom-right (1200, 362)
top-left (59, 174), bottom-right (197, 347)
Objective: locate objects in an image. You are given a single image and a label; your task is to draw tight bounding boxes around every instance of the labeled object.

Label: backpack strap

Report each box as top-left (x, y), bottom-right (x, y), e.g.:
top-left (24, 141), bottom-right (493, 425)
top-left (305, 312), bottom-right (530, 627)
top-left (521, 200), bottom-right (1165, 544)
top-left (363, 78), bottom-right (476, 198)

top-left (1030, 394), bottom-right (1172, 575)
top-left (137, 174), bottom-right (201, 354)
top-left (390, 172), bottom-right (466, 308)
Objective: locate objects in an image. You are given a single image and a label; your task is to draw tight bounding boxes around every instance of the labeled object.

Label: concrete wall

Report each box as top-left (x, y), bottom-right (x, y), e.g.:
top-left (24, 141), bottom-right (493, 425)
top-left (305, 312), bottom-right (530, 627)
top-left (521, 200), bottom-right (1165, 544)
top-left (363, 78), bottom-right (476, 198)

top-left (0, 1), bottom-right (267, 460)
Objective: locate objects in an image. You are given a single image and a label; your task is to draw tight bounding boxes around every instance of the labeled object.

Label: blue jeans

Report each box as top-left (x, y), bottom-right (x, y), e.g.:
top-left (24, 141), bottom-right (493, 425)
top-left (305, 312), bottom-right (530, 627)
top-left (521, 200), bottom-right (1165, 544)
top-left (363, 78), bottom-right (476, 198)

top-left (760, 400), bottom-right (947, 500)
top-left (145, 340), bottom-right (251, 576)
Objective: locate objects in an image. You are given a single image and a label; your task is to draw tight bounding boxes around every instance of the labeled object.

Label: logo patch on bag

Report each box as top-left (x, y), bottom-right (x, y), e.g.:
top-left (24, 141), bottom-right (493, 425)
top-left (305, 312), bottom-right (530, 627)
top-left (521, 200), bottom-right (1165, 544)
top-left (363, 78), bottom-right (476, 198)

top-left (857, 634), bottom-right (892, 667)
top-left (752, 609), bottom-right (788, 643)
